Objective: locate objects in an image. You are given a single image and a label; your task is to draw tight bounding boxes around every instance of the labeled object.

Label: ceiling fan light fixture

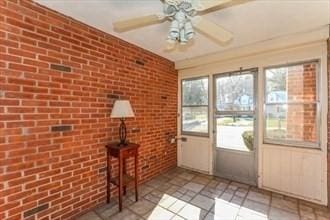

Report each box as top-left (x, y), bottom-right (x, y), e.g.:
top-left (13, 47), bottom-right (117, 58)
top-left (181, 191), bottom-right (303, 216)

top-left (168, 19), bottom-right (180, 40)
top-left (113, 0), bottom-right (235, 49)
top-left (164, 0), bottom-right (196, 44)
top-left (179, 29), bottom-right (188, 44)
top-left (163, 4), bottom-right (177, 17)
top-left (184, 21), bottom-right (194, 40)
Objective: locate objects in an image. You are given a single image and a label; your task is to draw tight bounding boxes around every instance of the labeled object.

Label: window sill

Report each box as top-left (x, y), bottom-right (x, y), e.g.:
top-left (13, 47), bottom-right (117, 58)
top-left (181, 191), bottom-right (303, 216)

top-left (263, 140), bottom-right (321, 151)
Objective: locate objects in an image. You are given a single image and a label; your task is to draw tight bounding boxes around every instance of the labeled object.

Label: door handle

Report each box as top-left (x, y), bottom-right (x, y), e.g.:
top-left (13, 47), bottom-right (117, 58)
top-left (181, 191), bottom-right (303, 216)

top-left (180, 137), bottom-right (187, 142)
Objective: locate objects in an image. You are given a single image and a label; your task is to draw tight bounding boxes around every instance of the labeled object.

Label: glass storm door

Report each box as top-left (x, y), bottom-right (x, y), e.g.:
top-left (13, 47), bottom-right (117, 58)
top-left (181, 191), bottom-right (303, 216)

top-left (213, 69), bottom-right (257, 185)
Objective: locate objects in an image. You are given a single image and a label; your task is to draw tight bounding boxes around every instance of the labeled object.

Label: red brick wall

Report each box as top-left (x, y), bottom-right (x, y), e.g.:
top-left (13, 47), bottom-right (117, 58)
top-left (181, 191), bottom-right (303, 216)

top-left (286, 63), bottom-right (317, 142)
top-left (0, 0), bottom-right (178, 219)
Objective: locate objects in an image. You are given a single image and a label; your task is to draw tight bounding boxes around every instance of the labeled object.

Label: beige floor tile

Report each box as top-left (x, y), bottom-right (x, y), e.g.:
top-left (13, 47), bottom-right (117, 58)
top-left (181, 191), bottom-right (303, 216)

top-left (145, 179), bottom-right (163, 189)
top-left (97, 204), bottom-right (120, 219)
top-left (110, 209), bottom-right (143, 220)
top-left (200, 188), bottom-right (223, 199)
top-left (168, 199), bottom-right (187, 214)
top-left (230, 195), bottom-right (245, 206)
top-left (158, 182), bottom-right (173, 192)
top-left (224, 188), bottom-right (236, 195)
top-left (158, 194), bottom-right (178, 208)
top-left (300, 200), bottom-right (326, 210)
top-left (300, 204), bottom-right (315, 213)
top-left (191, 176), bottom-right (211, 185)
top-left (165, 185), bottom-right (181, 195)
top-left (247, 190), bottom-right (271, 205)
top-left (162, 171), bottom-right (179, 179)
top-left (77, 211), bottom-right (102, 220)
top-left (186, 189), bottom-right (197, 197)
top-left (183, 182), bottom-right (205, 193)
top-left (315, 208), bottom-right (330, 218)
top-left (204, 212), bottom-right (215, 220)
top-left (219, 192), bottom-right (234, 202)
top-left (316, 215), bottom-right (330, 220)
top-left (204, 212), bottom-right (238, 220)
top-left (153, 175), bottom-right (170, 183)
top-left (238, 212), bottom-right (268, 220)
top-left (190, 194), bottom-right (215, 211)
top-left (140, 185), bottom-right (155, 196)
top-left (207, 180), bottom-right (220, 188)
top-left (150, 189), bottom-right (165, 197)
top-left (95, 202), bottom-right (118, 218)
top-left (230, 181), bottom-right (250, 189)
top-left (269, 207), bottom-right (300, 220)
top-left (211, 198), bottom-right (240, 220)
top-left (169, 177), bottom-right (188, 187)
top-left (300, 208), bottom-right (317, 220)
top-left (271, 196), bottom-right (298, 214)
top-left (144, 192), bottom-right (162, 204)
top-left (180, 194), bottom-right (193, 202)
top-left (128, 199), bottom-right (156, 216)
top-left (243, 199), bottom-right (269, 213)
top-left (238, 199), bottom-right (269, 220)
top-left (214, 177), bottom-right (231, 184)
top-left (144, 206), bottom-right (175, 220)
top-left (237, 211), bottom-right (268, 220)
top-left (171, 215), bottom-right (185, 220)
top-left (177, 172), bottom-right (195, 181)
top-left (177, 186), bottom-right (187, 194)
top-left (236, 214), bottom-right (268, 220)
top-left (235, 188), bottom-right (249, 197)
top-left (87, 167), bottom-right (330, 220)
top-left (172, 191), bottom-right (183, 199)
top-left (301, 216), bottom-right (317, 220)
top-left (129, 185), bottom-right (154, 201)
top-left (228, 184), bottom-right (239, 191)
top-left (177, 203), bottom-right (207, 220)
top-left (216, 182), bottom-right (229, 191)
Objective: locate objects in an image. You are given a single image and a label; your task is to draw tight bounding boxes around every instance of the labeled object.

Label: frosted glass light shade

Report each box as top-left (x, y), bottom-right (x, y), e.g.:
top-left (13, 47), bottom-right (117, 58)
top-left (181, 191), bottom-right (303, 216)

top-left (110, 100), bottom-right (135, 118)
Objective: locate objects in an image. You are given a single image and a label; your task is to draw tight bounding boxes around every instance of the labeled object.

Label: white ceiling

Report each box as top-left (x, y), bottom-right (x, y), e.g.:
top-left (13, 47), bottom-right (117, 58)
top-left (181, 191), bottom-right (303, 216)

top-left (35, 0), bottom-right (330, 62)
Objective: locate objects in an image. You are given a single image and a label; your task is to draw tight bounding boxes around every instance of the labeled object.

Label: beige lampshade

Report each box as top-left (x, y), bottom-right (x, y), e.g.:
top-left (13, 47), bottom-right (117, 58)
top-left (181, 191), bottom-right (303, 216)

top-left (110, 100), bottom-right (135, 118)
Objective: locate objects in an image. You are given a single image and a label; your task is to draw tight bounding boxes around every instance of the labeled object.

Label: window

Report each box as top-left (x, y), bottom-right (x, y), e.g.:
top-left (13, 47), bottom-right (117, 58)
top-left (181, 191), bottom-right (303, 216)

top-left (264, 61), bottom-right (320, 148)
top-left (215, 70), bottom-right (256, 151)
top-left (181, 77), bottom-right (208, 136)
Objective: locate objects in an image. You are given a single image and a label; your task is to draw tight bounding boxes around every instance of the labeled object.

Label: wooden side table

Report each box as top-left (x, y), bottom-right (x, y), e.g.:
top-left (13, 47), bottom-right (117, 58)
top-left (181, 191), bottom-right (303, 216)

top-left (106, 142), bottom-right (139, 211)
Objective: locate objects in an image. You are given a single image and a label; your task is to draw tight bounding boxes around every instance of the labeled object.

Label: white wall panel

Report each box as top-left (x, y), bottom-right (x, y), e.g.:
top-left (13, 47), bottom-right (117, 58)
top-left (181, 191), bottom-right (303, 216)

top-left (180, 136), bottom-right (210, 173)
top-left (262, 146), bottom-right (324, 204)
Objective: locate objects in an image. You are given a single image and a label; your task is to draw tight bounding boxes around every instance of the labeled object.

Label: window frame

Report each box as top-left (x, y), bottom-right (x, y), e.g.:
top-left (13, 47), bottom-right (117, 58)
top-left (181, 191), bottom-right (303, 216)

top-left (263, 60), bottom-right (321, 149)
top-left (214, 68), bottom-right (258, 150)
top-left (181, 76), bottom-right (209, 137)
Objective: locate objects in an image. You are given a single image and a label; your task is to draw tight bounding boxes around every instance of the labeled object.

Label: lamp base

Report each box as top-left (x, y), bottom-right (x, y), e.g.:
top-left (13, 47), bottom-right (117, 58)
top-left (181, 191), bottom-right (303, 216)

top-left (118, 118), bottom-right (127, 146)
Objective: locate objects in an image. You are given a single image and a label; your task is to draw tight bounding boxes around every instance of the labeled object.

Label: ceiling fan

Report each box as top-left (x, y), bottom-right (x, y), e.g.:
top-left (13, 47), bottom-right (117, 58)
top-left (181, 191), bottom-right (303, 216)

top-left (112, 0), bottom-right (248, 50)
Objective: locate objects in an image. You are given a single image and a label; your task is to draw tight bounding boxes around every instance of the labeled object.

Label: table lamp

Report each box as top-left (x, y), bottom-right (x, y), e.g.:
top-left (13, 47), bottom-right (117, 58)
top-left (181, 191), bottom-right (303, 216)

top-left (110, 100), bottom-right (135, 145)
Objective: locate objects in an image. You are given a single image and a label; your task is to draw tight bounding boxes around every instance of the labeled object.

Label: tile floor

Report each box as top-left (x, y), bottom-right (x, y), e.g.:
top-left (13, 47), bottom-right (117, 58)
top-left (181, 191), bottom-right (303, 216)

top-left (77, 167), bottom-right (330, 220)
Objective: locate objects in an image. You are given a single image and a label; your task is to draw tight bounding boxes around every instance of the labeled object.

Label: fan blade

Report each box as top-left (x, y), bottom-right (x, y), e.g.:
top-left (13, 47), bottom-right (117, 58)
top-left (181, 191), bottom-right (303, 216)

top-left (195, 0), bottom-right (232, 12)
top-left (192, 16), bottom-right (233, 44)
top-left (113, 14), bottom-right (165, 33)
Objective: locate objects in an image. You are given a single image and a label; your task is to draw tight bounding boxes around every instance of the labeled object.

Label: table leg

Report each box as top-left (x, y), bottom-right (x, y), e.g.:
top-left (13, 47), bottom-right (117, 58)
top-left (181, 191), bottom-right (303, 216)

top-left (106, 150), bottom-right (110, 203)
top-left (123, 158), bottom-right (126, 196)
top-left (134, 149), bottom-right (138, 202)
top-left (119, 153), bottom-right (123, 211)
